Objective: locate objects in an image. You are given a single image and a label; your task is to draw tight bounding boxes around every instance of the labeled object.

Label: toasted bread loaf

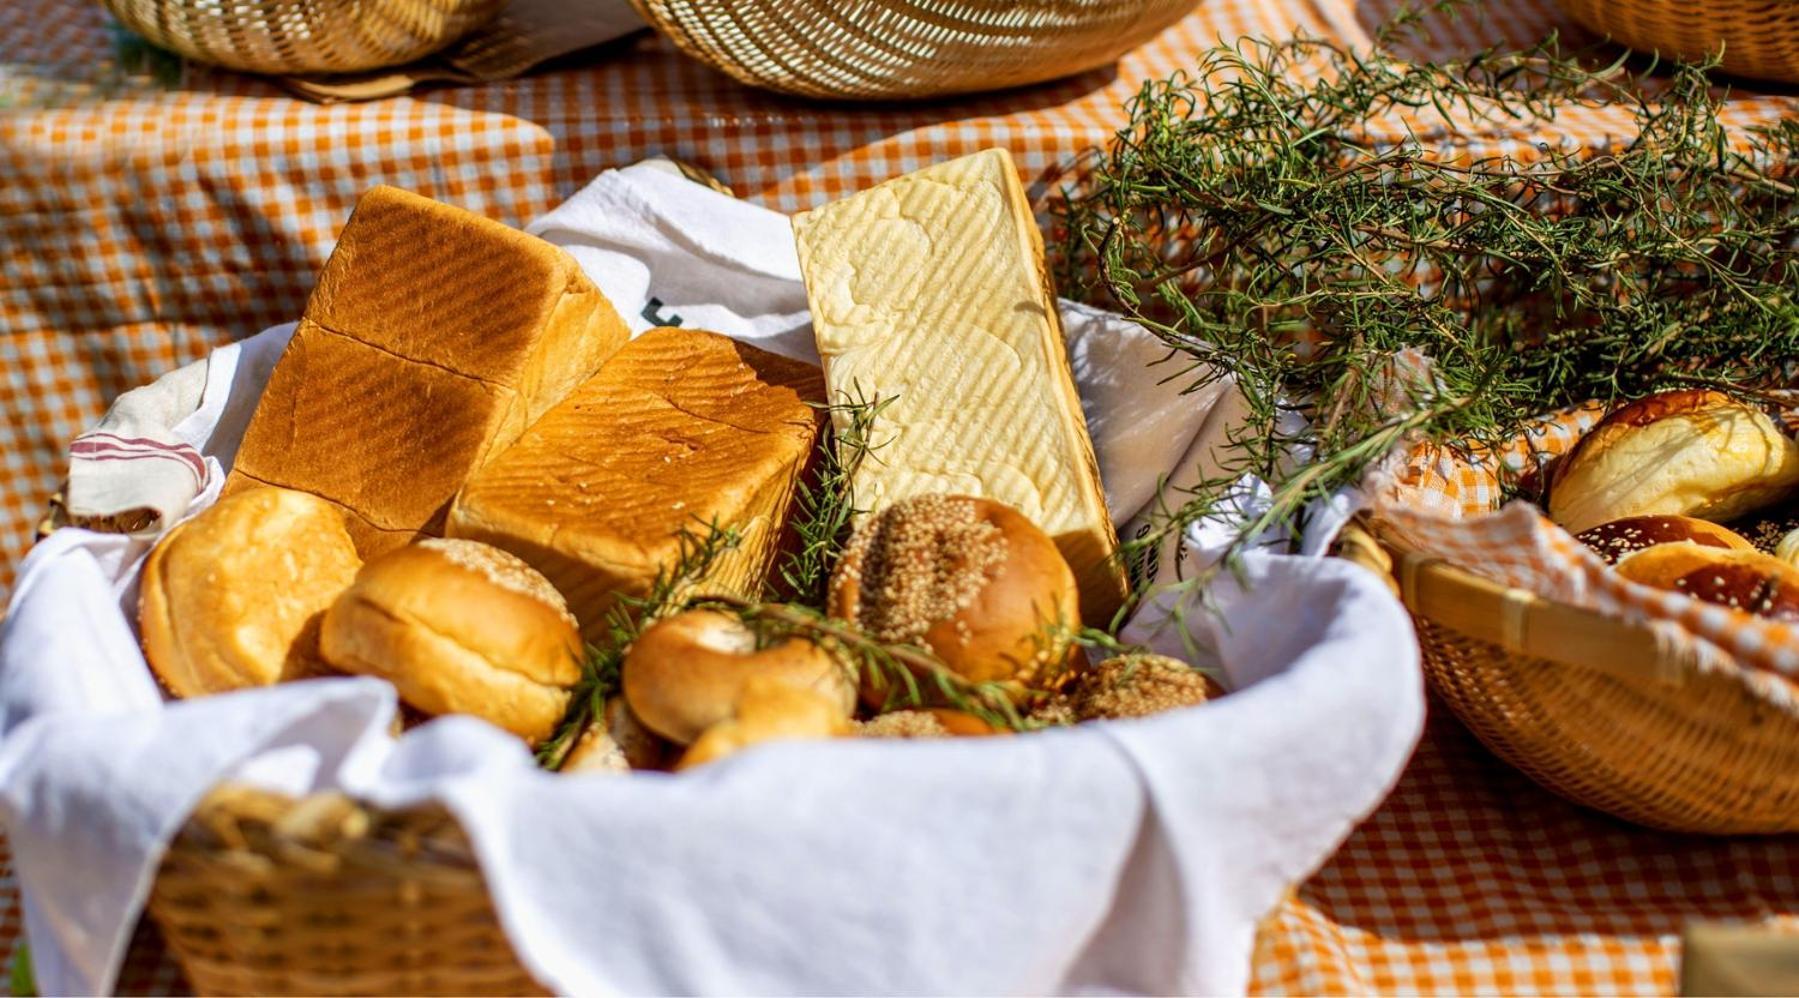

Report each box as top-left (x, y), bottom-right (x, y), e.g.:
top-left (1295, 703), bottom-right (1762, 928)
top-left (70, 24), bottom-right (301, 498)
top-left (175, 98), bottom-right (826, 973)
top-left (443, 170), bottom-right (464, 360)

top-left (792, 149), bottom-right (1127, 622)
top-left (225, 185), bottom-right (629, 554)
top-left (448, 328), bottom-right (826, 637)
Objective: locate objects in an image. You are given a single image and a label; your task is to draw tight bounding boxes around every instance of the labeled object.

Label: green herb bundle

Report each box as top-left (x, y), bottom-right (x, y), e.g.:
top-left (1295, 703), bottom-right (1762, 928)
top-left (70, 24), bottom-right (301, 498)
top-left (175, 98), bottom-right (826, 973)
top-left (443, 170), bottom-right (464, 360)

top-left (1053, 26), bottom-right (1799, 572)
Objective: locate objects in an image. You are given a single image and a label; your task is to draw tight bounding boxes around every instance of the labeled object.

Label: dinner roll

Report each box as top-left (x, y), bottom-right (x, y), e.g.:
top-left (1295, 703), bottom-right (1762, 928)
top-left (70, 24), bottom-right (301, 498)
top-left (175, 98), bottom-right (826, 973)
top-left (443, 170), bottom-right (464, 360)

top-left (1574, 515), bottom-right (1754, 565)
top-left (1548, 390), bottom-right (1799, 534)
top-left (1068, 654), bottom-right (1223, 721)
top-left (622, 609), bottom-right (853, 745)
top-left (828, 494), bottom-right (1081, 690)
top-left (319, 539), bottom-right (582, 744)
top-left (139, 486), bottom-right (362, 697)
top-left (676, 677), bottom-right (853, 771)
top-left (856, 708), bottom-right (1004, 738)
top-left (1615, 542), bottom-right (1799, 623)
top-left (561, 697), bottom-right (673, 774)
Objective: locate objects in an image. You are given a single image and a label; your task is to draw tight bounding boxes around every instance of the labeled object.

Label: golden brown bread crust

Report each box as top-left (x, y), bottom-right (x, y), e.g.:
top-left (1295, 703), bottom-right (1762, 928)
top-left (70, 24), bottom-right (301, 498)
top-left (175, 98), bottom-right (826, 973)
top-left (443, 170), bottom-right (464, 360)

top-left (228, 185), bottom-right (628, 556)
top-left (448, 328), bottom-right (826, 638)
top-left (1068, 654), bottom-right (1223, 721)
top-left (856, 708), bottom-right (1003, 738)
top-left (1574, 515), bottom-right (1754, 565)
top-left (319, 539), bottom-right (582, 743)
top-left (1615, 542), bottom-right (1799, 622)
top-left (622, 609), bottom-right (853, 745)
top-left (675, 677), bottom-right (852, 771)
top-left (561, 697), bottom-right (674, 774)
top-left (828, 494), bottom-right (1080, 689)
top-left (139, 487), bottom-right (362, 697)
top-left (1548, 390), bottom-right (1799, 534)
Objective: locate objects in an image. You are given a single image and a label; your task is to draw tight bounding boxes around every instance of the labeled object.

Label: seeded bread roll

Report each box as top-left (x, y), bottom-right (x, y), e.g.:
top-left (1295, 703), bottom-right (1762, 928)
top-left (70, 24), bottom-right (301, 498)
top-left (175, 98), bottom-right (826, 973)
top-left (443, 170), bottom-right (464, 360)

top-left (1738, 509), bottom-right (1799, 566)
top-left (1548, 390), bottom-right (1799, 534)
top-left (856, 708), bottom-right (1003, 738)
top-left (828, 494), bottom-right (1081, 691)
top-left (139, 486), bottom-right (362, 697)
top-left (1068, 654), bottom-right (1223, 721)
top-left (1615, 542), bottom-right (1799, 623)
top-left (622, 610), bottom-right (853, 745)
top-left (1575, 515), bottom-right (1754, 565)
top-left (319, 539), bottom-right (582, 744)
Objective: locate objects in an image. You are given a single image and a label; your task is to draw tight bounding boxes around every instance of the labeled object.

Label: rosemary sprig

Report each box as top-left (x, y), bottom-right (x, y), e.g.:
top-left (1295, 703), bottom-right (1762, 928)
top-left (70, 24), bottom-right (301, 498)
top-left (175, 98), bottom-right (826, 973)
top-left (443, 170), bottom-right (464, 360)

top-left (772, 387), bottom-right (896, 605)
top-left (1053, 28), bottom-right (1799, 580)
top-left (536, 520), bottom-right (743, 769)
top-left (698, 593), bottom-right (1048, 732)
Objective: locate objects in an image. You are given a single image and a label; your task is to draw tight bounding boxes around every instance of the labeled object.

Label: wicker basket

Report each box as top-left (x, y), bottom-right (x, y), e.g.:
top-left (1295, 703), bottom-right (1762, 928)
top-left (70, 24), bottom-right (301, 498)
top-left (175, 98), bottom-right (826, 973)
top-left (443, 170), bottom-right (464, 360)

top-left (1363, 523), bottom-right (1799, 835)
top-left (99, 0), bottom-right (507, 75)
top-left (625, 0), bottom-right (1198, 99)
top-left (1558, 0), bottom-right (1799, 84)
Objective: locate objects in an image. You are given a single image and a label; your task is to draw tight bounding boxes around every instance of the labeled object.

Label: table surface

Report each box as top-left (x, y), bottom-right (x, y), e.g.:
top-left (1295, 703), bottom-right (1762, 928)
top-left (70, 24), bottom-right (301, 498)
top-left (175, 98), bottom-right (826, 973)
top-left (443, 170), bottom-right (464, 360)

top-left (6, 0), bottom-right (1799, 993)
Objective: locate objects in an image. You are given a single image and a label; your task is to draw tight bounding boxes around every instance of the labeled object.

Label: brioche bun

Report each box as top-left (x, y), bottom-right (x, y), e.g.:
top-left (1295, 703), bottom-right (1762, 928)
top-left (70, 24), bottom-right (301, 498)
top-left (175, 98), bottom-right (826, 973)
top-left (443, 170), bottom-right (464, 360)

top-left (828, 494), bottom-right (1081, 690)
top-left (1548, 390), bottom-right (1799, 534)
top-left (1575, 515), bottom-right (1754, 565)
top-left (319, 539), bottom-right (582, 744)
top-left (1615, 542), bottom-right (1799, 622)
top-left (676, 676), bottom-right (852, 771)
top-left (139, 486), bottom-right (362, 697)
top-left (622, 609), bottom-right (853, 745)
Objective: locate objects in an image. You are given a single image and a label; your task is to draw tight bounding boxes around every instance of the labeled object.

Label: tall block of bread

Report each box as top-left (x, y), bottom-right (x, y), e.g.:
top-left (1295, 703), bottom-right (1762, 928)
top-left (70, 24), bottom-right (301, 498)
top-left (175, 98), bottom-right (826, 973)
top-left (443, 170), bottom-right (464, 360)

top-left (449, 328), bottom-right (827, 638)
top-left (226, 186), bottom-right (630, 554)
top-left (792, 148), bottom-right (1127, 622)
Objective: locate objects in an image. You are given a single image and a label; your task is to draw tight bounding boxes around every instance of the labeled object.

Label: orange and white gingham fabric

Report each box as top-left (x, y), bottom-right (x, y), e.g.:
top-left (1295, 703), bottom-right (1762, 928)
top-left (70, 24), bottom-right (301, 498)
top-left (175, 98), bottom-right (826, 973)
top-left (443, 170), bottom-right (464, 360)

top-left (7, 0), bottom-right (1799, 994)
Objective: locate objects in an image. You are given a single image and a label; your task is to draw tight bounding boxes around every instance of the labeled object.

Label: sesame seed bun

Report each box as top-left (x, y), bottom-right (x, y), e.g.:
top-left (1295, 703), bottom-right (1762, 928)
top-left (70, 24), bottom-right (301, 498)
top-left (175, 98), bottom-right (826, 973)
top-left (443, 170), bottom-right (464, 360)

top-left (1069, 654), bottom-right (1222, 721)
top-left (139, 486), bottom-right (362, 697)
top-left (1574, 515), bottom-right (1754, 565)
top-left (1615, 542), bottom-right (1799, 623)
top-left (828, 494), bottom-right (1081, 690)
top-left (319, 538), bottom-right (582, 744)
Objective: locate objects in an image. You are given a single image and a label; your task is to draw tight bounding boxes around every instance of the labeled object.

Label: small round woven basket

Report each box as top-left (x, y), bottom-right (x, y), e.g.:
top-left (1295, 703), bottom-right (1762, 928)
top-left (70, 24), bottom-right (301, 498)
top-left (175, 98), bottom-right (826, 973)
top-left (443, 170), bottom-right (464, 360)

top-left (1353, 522), bottom-right (1799, 835)
top-left (98, 0), bottom-right (507, 75)
top-left (625, 0), bottom-right (1199, 100)
top-left (1558, 0), bottom-right (1799, 84)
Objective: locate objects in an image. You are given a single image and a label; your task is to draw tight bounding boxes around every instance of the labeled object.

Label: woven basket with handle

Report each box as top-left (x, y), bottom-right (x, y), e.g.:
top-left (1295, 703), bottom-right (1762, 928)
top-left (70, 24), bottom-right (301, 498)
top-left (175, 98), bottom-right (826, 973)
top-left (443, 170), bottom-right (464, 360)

top-left (1558, 0), bottom-right (1799, 84)
top-left (1345, 522), bottom-right (1799, 836)
top-left (99, 0), bottom-right (507, 74)
top-left (626, 0), bottom-right (1198, 99)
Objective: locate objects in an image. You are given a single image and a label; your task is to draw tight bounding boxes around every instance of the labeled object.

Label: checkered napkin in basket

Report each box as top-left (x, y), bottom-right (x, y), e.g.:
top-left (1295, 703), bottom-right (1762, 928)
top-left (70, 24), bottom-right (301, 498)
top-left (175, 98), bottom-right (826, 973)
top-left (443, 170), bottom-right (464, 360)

top-left (1375, 406), bottom-right (1799, 677)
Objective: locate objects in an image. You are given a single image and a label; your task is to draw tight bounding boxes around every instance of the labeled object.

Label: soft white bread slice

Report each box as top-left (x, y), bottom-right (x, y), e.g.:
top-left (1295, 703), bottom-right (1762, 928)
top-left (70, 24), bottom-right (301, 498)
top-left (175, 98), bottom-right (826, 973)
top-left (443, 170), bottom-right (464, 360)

top-left (447, 328), bottom-right (827, 638)
top-left (226, 185), bottom-right (629, 555)
top-left (792, 148), bottom-right (1126, 622)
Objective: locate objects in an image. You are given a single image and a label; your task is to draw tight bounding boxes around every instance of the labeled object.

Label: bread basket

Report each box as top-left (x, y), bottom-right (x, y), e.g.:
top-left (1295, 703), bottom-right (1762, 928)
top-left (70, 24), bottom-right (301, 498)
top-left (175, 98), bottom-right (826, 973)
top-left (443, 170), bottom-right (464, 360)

top-left (1347, 521), bottom-right (1799, 835)
top-left (1558, 0), bottom-right (1799, 84)
top-left (624, 0), bottom-right (1198, 99)
top-left (98, 0), bottom-right (506, 74)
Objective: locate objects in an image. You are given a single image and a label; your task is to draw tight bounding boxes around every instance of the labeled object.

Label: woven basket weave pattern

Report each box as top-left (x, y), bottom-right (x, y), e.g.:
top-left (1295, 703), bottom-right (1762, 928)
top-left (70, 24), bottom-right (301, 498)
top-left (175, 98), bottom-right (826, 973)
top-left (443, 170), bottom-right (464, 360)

top-left (1559, 0), bottom-right (1799, 83)
top-left (100, 0), bottom-right (507, 74)
top-left (1387, 539), bottom-right (1799, 835)
top-left (626, 0), bottom-right (1199, 99)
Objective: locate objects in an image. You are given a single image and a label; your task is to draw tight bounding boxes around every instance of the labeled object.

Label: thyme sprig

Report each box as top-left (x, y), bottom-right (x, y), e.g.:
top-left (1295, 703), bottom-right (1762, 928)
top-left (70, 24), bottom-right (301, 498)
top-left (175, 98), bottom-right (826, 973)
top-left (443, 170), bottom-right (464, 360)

top-left (1054, 29), bottom-right (1799, 577)
top-left (536, 520), bottom-right (743, 770)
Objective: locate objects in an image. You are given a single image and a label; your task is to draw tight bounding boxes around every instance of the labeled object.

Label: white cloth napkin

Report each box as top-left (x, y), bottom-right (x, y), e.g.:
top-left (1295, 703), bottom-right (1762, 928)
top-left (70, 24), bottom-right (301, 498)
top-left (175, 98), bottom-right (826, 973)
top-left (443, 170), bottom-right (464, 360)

top-left (0, 164), bottom-right (1425, 996)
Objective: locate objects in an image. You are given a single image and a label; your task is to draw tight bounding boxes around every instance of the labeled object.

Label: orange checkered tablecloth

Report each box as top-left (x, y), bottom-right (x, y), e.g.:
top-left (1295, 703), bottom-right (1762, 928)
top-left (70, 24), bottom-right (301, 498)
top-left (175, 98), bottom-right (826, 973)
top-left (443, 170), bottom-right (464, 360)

top-left (6, 0), bottom-right (1799, 993)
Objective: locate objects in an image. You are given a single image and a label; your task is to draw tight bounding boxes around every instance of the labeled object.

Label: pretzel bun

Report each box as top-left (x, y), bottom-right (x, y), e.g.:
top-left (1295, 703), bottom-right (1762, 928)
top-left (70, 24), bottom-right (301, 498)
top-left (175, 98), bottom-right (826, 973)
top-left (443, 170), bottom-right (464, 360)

top-left (828, 494), bottom-right (1081, 690)
top-left (1574, 515), bottom-right (1754, 565)
top-left (1548, 390), bottom-right (1799, 534)
top-left (1615, 543), bottom-right (1799, 622)
top-left (319, 539), bottom-right (582, 744)
top-left (676, 677), bottom-right (852, 770)
top-left (139, 486), bottom-right (362, 697)
top-left (622, 609), bottom-right (853, 745)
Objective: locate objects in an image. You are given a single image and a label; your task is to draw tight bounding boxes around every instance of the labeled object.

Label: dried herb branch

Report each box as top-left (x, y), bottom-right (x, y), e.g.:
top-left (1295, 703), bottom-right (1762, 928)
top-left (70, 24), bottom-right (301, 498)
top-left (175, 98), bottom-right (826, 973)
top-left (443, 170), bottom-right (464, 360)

top-left (772, 388), bottom-right (897, 605)
top-left (1053, 28), bottom-right (1799, 579)
top-left (536, 520), bottom-right (744, 769)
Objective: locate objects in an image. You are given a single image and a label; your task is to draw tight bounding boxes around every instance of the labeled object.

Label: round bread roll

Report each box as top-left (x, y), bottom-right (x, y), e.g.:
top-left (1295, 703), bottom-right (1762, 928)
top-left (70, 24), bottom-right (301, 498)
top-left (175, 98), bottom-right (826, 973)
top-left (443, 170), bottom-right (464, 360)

top-left (561, 697), bottom-right (673, 774)
top-left (856, 708), bottom-right (1003, 739)
top-left (1615, 542), bottom-right (1799, 622)
top-left (1574, 515), bottom-right (1754, 565)
top-left (1069, 654), bottom-right (1223, 721)
top-left (139, 486), bottom-right (362, 697)
top-left (828, 494), bottom-right (1081, 690)
top-left (1548, 390), bottom-right (1799, 534)
top-left (676, 676), bottom-right (852, 771)
top-left (319, 539), bottom-right (582, 744)
top-left (622, 609), bottom-right (853, 745)
top-left (1737, 509), bottom-right (1799, 565)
